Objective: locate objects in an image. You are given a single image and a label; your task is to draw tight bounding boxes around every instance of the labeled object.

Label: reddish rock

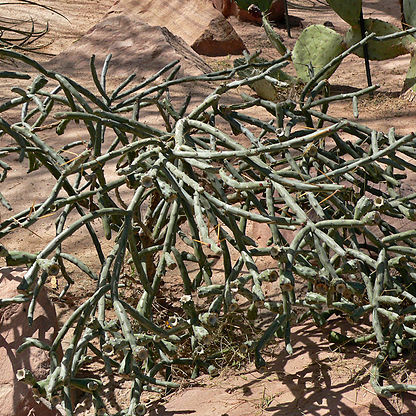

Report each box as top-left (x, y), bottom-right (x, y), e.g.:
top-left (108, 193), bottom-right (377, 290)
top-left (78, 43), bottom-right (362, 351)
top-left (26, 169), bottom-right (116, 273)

top-left (108, 0), bottom-right (245, 57)
top-left (109, 0), bottom-right (225, 47)
top-left (0, 267), bottom-right (60, 416)
top-left (48, 15), bottom-right (212, 81)
top-left (192, 15), bottom-right (246, 56)
top-left (212, 0), bottom-right (285, 23)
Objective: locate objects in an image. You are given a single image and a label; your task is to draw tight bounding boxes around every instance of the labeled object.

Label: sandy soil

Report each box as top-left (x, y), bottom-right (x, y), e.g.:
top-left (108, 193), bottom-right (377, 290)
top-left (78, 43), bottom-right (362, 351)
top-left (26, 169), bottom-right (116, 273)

top-left (1, 1), bottom-right (416, 415)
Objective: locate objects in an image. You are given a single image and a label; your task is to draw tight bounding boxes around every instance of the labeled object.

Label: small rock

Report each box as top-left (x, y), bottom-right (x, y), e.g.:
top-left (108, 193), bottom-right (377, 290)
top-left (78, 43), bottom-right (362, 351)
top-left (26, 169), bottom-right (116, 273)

top-left (192, 15), bottom-right (246, 56)
top-left (0, 267), bottom-right (60, 416)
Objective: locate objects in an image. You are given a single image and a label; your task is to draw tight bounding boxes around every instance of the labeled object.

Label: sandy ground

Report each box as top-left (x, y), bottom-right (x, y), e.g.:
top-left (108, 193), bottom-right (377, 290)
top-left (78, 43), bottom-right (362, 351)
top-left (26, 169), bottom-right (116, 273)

top-left (1, 1), bottom-right (416, 415)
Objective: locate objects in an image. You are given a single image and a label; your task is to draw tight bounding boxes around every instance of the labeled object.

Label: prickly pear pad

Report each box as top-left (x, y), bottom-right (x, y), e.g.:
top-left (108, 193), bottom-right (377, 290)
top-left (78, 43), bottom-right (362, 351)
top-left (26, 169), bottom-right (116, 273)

top-left (345, 18), bottom-right (413, 60)
top-left (326, 0), bottom-right (362, 27)
top-left (292, 24), bottom-right (345, 83)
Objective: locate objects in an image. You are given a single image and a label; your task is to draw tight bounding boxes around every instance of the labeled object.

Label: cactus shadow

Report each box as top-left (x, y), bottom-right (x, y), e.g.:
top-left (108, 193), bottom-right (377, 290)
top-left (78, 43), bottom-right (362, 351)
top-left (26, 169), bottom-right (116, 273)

top-left (227, 317), bottom-right (411, 415)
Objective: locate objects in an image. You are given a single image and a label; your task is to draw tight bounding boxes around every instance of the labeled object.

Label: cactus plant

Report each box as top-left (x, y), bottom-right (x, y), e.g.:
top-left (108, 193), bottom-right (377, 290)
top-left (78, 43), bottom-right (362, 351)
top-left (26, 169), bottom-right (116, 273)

top-left (234, 0), bottom-right (416, 100)
top-left (403, 0), bottom-right (416, 28)
top-left (292, 24), bottom-right (344, 82)
top-left (0, 1), bottom-right (68, 52)
top-left (3, 39), bottom-right (416, 414)
top-left (344, 18), bottom-right (413, 60)
top-left (326, 0), bottom-right (362, 27)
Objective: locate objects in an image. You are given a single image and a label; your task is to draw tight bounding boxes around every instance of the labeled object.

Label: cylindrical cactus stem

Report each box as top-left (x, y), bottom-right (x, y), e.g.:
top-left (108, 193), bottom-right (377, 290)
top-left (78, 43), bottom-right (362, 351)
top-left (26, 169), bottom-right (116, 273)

top-left (46, 366), bottom-right (62, 398)
top-left (265, 187), bottom-right (280, 245)
top-left (247, 302), bottom-right (258, 321)
top-left (50, 284), bottom-right (111, 353)
top-left (197, 284), bottom-right (224, 298)
top-left (291, 262), bottom-right (317, 280)
top-left (259, 269), bottom-right (279, 283)
top-left (282, 292), bottom-right (293, 354)
top-left (180, 295), bottom-right (198, 323)
top-left (70, 377), bottom-right (102, 393)
top-left (369, 348), bottom-right (392, 398)
top-left (32, 378), bottom-right (49, 398)
top-left (16, 261), bottom-right (40, 293)
top-left (158, 339), bottom-right (178, 358)
top-left (91, 391), bottom-right (107, 415)
top-left (199, 312), bottom-right (218, 327)
top-left (16, 368), bottom-right (37, 385)
top-left (328, 331), bottom-right (376, 345)
top-left (163, 252), bottom-right (177, 271)
top-left (118, 351), bottom-right (133, 379)
top-left (133, 367), bottom-right (179, 389)
top-left (17, 337), bottom-right (51, 353)
top-left (377, 307), bottom-right (401, 322)
top-left (208, 295), bottom-right (223, 314)
top-left (263, 301), bottom-right (283, 313)
top-left (126, 378), bottom-right (144, 416)
top-left (113, 298), bottom-right (138, 353)
top-left (170, 247), bottom-right (192, 294)
top-left (192, 325), bottom-right (211, 345)
top-left (304, 84), bottom-right (378, 111)
top-left (331, 277), bottom-right (347, 295)
top-left (371, 249), bottom-right (388, 347)
top-left (119, 299), bottom-right (169, 336)
top-left (207, 365), bottom-right (219, 377)
top-left (255, 313), bottom-right (287, 369)
top-left (279, 271), bottom-right (294, 293)
top-left (193, 192), bottom-right (221, 254)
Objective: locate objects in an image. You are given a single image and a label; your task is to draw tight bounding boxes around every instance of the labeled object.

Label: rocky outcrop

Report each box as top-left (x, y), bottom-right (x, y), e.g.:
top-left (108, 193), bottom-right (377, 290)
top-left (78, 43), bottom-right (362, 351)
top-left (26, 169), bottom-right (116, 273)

top-left (48, 14), bottom-right (212, 80)
top-left (0, 267), bottom-right (60, 416)
top-left (107, 0), bottom-right (246, 57)
top-left (192, 15), bottom-right (246, 56)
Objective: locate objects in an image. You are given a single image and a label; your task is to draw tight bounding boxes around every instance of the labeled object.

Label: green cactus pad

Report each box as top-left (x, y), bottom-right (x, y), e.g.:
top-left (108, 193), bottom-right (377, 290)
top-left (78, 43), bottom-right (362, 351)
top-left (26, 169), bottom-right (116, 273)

top-left (262, 14), bottom-right (287, 56)
top-left (326, 0), bottom-right (362, 27)
top-left (292, 24), bottom-right (345, 83)
top-left (234, 57), bottom-right (295, 101)
top-left (403, 0), bottom-right (416, 29)
top-left (249, 79), bottom-right (279, 101)
top-left (345, 18), bottom-right (413, 60)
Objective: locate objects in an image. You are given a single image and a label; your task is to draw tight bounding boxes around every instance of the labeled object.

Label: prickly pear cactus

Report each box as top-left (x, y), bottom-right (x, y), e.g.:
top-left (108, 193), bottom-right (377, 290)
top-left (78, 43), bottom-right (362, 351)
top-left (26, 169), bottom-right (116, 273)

top-left (262, 13), bottom-right (287, 56)
top-left (326, 0), bottom-right (362, 27)
top-left (403, 0), bottom-right (416, 29)
top-left (401, 1), bottom-right (416, 99)
top-left (292, 24), bottom-right (345, 82)
top-left (345, 18), bottom-right (413, 60)
top-left (239, 1), bottom-right (416, 101)
top-left (233, 22), bottom-right (345, 99)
